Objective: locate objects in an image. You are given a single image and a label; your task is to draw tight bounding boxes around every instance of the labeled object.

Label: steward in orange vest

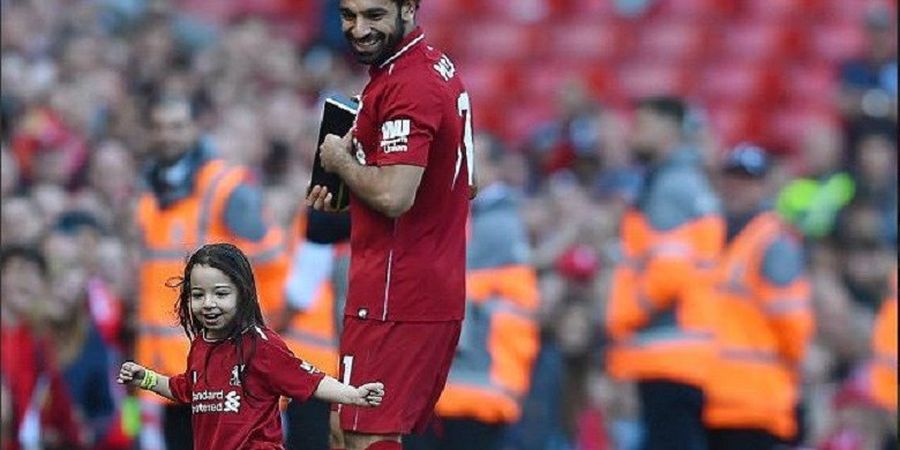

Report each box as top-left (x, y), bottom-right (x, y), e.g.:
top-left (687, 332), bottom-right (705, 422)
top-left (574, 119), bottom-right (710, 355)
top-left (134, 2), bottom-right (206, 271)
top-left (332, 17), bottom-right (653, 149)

top-left (866, 272), bottom-right (896, 414)
top-left (703, 145), bottom-right (814, 450)
top-left (134, 97), bottom-right (288, 448)
top-left (605, 97), bottom-right (724, 450)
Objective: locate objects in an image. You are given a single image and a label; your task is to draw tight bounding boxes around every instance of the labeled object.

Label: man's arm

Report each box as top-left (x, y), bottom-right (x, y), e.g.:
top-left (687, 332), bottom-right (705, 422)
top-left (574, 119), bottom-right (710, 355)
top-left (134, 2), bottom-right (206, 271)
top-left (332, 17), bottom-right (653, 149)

top-left (309, 132), bottom-right (424, 218)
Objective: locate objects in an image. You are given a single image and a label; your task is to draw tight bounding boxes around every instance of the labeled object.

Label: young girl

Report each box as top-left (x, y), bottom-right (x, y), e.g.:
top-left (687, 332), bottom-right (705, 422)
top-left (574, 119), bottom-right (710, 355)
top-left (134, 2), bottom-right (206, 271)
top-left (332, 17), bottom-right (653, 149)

top-left (116, 243), bottom-right (383, 449)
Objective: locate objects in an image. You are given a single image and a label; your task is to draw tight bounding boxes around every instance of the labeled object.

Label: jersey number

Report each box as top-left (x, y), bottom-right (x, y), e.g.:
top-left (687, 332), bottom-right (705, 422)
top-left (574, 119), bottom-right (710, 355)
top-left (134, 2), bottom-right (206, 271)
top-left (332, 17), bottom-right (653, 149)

top-left (453, 92), bottom-right (475, 192)
top-left (341, 355), bottom-right (354, 385)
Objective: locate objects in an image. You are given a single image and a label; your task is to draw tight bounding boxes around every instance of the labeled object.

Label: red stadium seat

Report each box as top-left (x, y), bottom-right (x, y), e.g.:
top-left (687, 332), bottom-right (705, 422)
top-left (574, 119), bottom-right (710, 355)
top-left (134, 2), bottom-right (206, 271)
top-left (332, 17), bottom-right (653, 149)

top-left (699, 61), bottom-right (785, 106)
top-left (783, 63), bottom-right (840, 109)
top-left (720, 21), bottom-right (803, 61)
top-left (545, 21), bottom-right (629, 62)
top-left (705, 106), bottom-right (767, 148)
top-left (460, 63), bottom-right (521, 101)
top-left (766, 105), bottom-right (839, 154)
top-left (654, 0), bottom-right (739, 19)
top-left (823, 0), bottom-right (897, 21)
top-left (505, 99), bottom-right (558, 144)
top-left (635, 19), bottom-right (711, 62)
top-left (808, 21), bottom-right (868, 63)
top-left (616, 60), bottom-right (694, 100)
top-left (457, 23), bottom-right (541, 61)
top-left (743, 0), bottom-right (826, 21)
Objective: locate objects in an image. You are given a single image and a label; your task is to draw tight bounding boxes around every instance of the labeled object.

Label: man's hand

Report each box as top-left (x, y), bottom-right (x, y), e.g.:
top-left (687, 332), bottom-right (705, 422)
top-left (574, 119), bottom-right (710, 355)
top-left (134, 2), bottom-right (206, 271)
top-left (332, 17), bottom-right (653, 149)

top-left (319, 131), bottom-right (354, 174)
top-left (306, 185), bottom-right (341, 212)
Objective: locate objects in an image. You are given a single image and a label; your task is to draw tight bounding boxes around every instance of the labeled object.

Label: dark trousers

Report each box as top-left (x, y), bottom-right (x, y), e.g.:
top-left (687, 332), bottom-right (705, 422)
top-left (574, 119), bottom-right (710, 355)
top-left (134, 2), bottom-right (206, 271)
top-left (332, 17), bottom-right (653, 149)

top-left (284, 398), bottom-right (331, 450)
top-left (708, 428), bottom-right (782, 450)
top-left (637, 380), bottom-right (708, 450)
top-left (403, 418), bottom-right (505, 450)
top-left (163, 403), bottom-right (193, 450)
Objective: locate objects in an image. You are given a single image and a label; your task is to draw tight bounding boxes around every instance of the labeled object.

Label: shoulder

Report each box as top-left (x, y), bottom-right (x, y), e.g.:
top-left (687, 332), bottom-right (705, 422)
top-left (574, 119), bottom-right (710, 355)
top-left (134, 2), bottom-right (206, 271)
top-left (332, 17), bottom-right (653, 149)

top-left (643, 163), bottom-right (720, 230)
top-left (760, 232), bottom-right (806, 286)
top-left (386, 45), bottom-right (458, 99)
top-left (252, 327), bottom-right (290, 353)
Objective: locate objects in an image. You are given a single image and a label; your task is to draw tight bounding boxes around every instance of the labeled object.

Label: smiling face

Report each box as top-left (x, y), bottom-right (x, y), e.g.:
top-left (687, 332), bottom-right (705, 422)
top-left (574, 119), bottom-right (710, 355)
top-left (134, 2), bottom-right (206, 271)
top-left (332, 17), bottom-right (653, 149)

top-left (339, 0), bottom-right (414, 65)
top-left (189, 264), bottom-right (239, 339)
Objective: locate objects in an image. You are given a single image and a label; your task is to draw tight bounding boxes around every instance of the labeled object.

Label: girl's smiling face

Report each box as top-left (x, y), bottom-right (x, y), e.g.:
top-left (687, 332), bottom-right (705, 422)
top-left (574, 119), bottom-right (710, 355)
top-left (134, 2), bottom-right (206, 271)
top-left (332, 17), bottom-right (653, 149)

top-left (189, 264), bottom-right (239, 339)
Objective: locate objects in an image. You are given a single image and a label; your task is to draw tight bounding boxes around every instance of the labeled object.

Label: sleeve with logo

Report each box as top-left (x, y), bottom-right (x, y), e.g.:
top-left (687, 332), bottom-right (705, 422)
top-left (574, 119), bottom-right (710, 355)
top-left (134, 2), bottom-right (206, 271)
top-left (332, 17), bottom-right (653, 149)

top-left (375, 77), bottom-right (444, 168)
top-left (256, 333), bottom-right (326, 402)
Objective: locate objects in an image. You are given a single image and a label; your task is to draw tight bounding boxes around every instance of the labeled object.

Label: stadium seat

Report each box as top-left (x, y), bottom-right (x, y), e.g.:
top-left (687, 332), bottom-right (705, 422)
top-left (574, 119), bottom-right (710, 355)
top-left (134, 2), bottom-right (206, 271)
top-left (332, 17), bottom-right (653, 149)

top-left (653, 0), bottom-right (739, 19)
top-left (699, 60), bottom-right (785, 106)
top-left (457, 23), bottom-right (541, 62)
top-left (743, 0), bottom-right (826, 21)
top-left (705, 106), bottom-right (767, 148)
top-left (635, 19), bottom-right (711, 62)
top-left (720, 21), bottom-right (803, 61)
top-left (616, 60), bottom-right (694, 100)
top-left (808, 21), bottom-right (868, 63)
top-left (766, 105), bottom-right (840, 154)
top-left (505, 99), bottom-right (558, 144)
top-left (544, 21), bottom-right (629, 62)
top-left (783, 63), bottom-right (840, 109)
top-left (460, 63), bottom-right (521, 101)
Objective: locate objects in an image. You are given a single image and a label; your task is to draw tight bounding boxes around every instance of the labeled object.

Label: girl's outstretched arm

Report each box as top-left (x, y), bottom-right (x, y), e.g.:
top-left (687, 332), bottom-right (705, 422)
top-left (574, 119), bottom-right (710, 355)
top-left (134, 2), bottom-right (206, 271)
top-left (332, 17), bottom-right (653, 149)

top-left (117, 361), bottom-right (178, 402)
top-left (313, 376), bottom-right (384, 407)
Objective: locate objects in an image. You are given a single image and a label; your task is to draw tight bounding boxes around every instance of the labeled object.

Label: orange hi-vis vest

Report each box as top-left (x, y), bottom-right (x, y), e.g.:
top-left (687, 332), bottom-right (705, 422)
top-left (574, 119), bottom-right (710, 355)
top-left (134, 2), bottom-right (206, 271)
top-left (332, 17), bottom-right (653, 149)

top-left (280, 212), bottom-right (340, 378)
top-left (606, 210), bottom-right (724, 389)
top-left (867, 273), bottom-right (897, 412)
top-left (703, 211), bottom-right (813, 440)
top-left (435, 265), bottom-right (540, 423)
top-left (136, 159), bottom-right (289, 398)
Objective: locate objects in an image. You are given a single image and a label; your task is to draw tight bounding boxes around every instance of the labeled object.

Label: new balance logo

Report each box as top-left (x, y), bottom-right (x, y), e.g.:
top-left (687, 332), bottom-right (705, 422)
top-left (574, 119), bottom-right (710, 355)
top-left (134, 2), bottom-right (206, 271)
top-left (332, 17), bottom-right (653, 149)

top-left (433, 55), bottom-right (456, 81)
top-left (380, 119), bottom-right (410, 153)
top-left (224, 391), bottom-right (241, 412)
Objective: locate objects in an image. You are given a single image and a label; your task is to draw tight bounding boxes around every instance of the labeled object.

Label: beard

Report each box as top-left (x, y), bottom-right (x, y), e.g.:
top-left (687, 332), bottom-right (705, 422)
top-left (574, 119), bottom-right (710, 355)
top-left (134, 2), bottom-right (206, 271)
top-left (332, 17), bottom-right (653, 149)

top-left (345, 13), bottom-right (405, 66)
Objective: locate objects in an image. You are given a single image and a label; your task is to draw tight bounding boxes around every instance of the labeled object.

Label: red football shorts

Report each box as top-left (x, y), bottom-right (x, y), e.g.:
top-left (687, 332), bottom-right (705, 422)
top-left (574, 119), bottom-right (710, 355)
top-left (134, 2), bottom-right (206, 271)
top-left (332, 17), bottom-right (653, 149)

top-left (336, 316), bottom-right (462, 435)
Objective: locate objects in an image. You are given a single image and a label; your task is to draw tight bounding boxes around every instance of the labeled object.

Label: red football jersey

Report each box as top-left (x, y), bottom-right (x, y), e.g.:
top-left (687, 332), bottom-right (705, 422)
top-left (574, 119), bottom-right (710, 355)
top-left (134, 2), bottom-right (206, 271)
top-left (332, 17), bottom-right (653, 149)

top-left (347, 27), bottom-right (472, 322)
top-left (168, 327), bottom-right (325, 450)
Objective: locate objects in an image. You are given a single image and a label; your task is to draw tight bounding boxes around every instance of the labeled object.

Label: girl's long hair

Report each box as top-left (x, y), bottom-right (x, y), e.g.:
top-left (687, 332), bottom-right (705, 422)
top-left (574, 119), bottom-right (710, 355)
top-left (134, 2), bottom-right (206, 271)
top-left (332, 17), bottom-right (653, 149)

top-left (169, 243), bottom-right (266, 395)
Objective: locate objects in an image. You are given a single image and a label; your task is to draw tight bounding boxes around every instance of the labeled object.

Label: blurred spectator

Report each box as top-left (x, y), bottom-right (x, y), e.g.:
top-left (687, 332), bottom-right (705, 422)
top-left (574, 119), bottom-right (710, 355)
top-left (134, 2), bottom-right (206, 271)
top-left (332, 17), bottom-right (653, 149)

top-left (524, 80), bottom-right (603, 188)
top-left (604, 96), bottom-right (724, 450)
top-left (41, 229), bottom-right (119, 449)
top-left (0, 196), bottom-right (46, 248)
top-left (776, 117), bottom-right (855, 240)
top-left (1, 246), bottom-right (86, 450)
top-left (833, 202), bottom-right (895, 313)
top-left (839, 7), bottom-right (898, 120)
top-left (847, 124), bottom-right (897, 246)
top-left (705, 144), bottom-right (814, 450)
top-left (1, 147), bottom-right (19, 197)
top-left (133, 95), bottom-right (289, 450)
top-left (86, 139), bottom-right (139, 230)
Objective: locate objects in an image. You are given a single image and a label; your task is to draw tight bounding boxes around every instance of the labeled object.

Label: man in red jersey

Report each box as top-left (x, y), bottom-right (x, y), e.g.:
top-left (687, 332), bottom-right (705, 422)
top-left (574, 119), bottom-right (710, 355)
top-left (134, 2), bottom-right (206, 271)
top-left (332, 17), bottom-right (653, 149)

top-left (306, 1), bottom-right (474, 449)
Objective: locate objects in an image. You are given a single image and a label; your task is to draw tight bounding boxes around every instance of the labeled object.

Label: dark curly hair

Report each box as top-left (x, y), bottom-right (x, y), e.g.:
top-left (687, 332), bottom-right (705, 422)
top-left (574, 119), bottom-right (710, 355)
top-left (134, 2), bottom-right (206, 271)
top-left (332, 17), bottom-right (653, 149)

top-left (169, 243), bottom-right (266, 395)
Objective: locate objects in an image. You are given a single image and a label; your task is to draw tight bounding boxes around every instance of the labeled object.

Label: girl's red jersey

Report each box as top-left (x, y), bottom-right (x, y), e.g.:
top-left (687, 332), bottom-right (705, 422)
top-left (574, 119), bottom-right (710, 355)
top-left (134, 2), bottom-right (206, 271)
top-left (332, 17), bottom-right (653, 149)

top-left (168, 326), bottom-right (325, 449)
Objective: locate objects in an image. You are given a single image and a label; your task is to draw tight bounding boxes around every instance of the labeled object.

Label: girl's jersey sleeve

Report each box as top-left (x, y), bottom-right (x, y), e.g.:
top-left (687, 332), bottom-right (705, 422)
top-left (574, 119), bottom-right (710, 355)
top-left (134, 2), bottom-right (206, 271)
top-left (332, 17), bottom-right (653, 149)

top-left (168, 372), bottom-right (192, 404)
top-left (256, 330), bottom-right (326, 402)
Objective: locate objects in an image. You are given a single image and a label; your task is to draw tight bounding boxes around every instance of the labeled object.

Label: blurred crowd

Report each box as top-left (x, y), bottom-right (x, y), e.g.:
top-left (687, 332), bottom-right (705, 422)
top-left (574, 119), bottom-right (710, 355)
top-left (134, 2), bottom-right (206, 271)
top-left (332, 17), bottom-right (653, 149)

top-left (0, 1), bottom-right (896, 450)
